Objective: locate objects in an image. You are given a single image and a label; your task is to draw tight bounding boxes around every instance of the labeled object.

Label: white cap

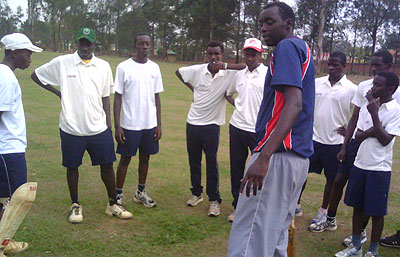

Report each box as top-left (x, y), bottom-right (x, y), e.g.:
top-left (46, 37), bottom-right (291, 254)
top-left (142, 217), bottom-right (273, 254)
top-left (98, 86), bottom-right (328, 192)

top-left (1, 33), bottom-right (42, 52)
top-left (243, 38), bottom-right (263, 52)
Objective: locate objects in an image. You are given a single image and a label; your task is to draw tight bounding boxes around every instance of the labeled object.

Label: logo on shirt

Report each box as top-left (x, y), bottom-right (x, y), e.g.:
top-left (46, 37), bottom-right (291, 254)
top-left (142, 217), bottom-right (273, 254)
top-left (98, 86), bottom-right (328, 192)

top-left (67, 75), bottom-right (76, 78)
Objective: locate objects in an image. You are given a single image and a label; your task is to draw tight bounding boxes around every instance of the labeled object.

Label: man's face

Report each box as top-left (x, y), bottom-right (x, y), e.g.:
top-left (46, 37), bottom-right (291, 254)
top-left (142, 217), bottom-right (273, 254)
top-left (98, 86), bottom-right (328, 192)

top-left (371, 56), bottom-right (390, 76)
top-left (259, 7), bottom-right (290, 46)
top-left (14, 49), bottom-right (32, 70)
top-left (77, 38), bottom-right (95, 59)
top-left (134, 35), bottom-right (150, 58)
top-left (243, 48), bottom-right (261, 70)
top-left (371, 75), bottom-right (389, 98)
top-left (206, 46), bottom-right (223, 63)
top-left (327, 57), bottom-right (345, 79)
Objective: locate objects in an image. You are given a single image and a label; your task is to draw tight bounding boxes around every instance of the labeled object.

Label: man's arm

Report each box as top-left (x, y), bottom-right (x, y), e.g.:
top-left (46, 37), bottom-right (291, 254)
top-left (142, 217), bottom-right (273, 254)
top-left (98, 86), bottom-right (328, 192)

top-left (367, 98), bottom-right (394, 146)
top-left (113, 92), bottom-right (125, 145)
top-left (209, 61), bottom-right (246, 72)
top-left (354, 127), bottom-right (375, 142)
top-left (337, 106), bottom-right (360, 162)
top-left (175, 70), bottom-right (193, 92)
top-left (240, 86), bottom-right (302, 197)
top-left (102, 96), bottom-right (111, 129)
top-left (154, 93), bottom-right (162, 141)
top-left (225, 94), bottom-right (235, 106)
top-left (31, 72), bottom-right (61, 99)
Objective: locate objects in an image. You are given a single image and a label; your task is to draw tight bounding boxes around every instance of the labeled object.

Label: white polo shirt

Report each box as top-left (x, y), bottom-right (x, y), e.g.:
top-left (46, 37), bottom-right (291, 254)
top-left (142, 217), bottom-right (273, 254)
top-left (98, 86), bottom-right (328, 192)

top-left (313, 75), bottom-right (357, 145)
top-left (352, 78), bottom-right (400, 108)
top-left (0, 64), bottom-right (26, 154)
top-left (354, 99), bottom-right (400, 171)
top-left (226, 64), bottom-right (267, 133)
top-left (179, 64), bottom-right (236, 126)
top-left (114, 58), bottom-right (164, 130)
top-left (35, 52), bottom-right (113, 136)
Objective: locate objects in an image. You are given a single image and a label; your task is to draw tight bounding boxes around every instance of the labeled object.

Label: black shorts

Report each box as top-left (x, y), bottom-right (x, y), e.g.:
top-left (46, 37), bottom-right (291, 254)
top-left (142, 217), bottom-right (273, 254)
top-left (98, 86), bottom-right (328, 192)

top-left (0, 153), bottom-right (27, 198)
top-left (60, 128), bottom-right (116, 169)
top-left (116, 128), bottom-right (159, 156)
top-left (308, 141), bottom-right (342, 182)
top-left (337, 139), bottom-right (360, 175)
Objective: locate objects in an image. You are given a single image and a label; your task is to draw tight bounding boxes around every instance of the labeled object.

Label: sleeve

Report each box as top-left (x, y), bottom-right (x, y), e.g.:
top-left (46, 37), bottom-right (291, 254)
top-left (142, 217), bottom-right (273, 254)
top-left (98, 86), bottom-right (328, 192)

top-left (384, 110), bottom-right (400, 137)
top-left (102, 63), bottom-right (114, 97)
top-left (154, 65), bottom-right (164, 94)
top-left (270, 40), bottom-right (303, 90)
top-left (0, 78), bottom-right (15, 112)
top-left (114, 63), bottom-right (124, 95)
top-left (351, 82), bottom-right (365, 107)
top-left (226, 72), bottom-right (239, 96)
top-left (178, 65), bottom-right (197, 86)
top-left (34, 57), bottom-right (61, 86)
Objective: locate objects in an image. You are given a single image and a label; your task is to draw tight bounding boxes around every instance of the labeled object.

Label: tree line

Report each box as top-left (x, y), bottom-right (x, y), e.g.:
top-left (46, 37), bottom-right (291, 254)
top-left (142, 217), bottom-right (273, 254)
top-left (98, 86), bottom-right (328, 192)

top-left (1, 0), bottom-right (399, 75)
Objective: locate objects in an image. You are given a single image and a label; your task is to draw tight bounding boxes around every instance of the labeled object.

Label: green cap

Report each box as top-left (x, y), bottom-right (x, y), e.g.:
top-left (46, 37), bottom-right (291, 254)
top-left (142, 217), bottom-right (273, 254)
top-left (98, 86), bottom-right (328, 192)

top-left (77, 27), bottom-right (96, 43)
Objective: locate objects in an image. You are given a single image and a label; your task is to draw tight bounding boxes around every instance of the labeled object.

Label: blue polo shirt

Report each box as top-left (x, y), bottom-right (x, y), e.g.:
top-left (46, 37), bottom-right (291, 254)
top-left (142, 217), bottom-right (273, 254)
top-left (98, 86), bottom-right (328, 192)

top-left (254, 37), bottom-right (315, 158)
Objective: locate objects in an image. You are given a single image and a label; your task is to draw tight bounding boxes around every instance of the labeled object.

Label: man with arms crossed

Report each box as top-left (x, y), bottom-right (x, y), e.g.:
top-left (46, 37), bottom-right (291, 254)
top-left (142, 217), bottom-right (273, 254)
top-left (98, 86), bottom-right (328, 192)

top-left (225, 38), bottom-right (267, 222)
top-left (114, 33), bottom-right (163, 208)
top-left (228, 2), bottom-right (315, 256)
top-left (31, 27), bottom-right (132, 223)
top-left (0, 33), bottom-right (42, 256)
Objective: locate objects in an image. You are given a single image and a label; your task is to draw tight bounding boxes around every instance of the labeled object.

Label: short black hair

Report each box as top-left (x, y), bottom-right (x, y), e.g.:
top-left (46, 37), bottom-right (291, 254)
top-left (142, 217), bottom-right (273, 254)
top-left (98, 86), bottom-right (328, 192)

top-left (377, 71), bottom-right (399, 93)
top-left (373, 50), bottom-right (393, 64)
top-left (207, 41), bottom-right (224, 53)
top-left (330, 51), bottom-right (347, 65)
top-left (264, 2), bottom-right (295, 27)
top-left (134, 33), bottom-right (150, 45)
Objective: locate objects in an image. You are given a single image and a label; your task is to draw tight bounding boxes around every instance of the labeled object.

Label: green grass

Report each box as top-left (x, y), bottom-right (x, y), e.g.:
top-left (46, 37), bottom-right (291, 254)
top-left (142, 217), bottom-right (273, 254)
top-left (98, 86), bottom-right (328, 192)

top-left (2, 51), bottom-right (400, 256)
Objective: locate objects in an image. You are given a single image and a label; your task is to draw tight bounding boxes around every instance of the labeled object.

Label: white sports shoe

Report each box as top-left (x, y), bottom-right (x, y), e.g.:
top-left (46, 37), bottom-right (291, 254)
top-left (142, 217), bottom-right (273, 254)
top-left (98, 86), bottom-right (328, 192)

top-left (335, 245), bottom-right (362, 257)
top-left (116, 193), bottom-right (124, 205)
top-left (68, 203), bottom-right (83, 224)
top-left (311, 208), bottom-right (327, 224)
top-left (3, 240), bottom-right (28, 254)
top-left (105, 203), bottom-right (133, 219)
top-left (364, 251), bottom-right (378, 257)
top-left (227, 211), bottom-right (235, 223)
top-left (208, 201), bottom-right (220, 217)
top-left (343, 229), bottom-right (368, 246)
top-left (186, 195), bottom-right (203, 207)
top-left (134, 190), bottom-right (156, 208)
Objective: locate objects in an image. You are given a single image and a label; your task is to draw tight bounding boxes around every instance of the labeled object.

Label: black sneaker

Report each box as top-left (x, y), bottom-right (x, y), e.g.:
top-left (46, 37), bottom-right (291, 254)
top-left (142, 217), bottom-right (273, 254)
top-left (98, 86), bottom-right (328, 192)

top-left (380, 230), bottom-right (400, 248)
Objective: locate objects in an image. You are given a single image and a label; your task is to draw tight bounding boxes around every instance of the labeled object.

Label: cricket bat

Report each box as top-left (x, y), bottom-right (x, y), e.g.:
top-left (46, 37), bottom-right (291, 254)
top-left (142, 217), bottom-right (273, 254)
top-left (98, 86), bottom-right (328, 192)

top-left (287, 217), bottom-right (296, 257)
top-left (0, 182), bottom-right (37, 248)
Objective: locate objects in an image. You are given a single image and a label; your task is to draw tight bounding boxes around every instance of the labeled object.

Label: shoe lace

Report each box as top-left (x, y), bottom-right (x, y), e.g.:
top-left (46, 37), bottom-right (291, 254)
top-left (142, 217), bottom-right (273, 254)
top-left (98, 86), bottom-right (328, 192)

top-left (210, 201), bottom-right (219, 208)
top-left (115, 203), bottom-right (127, 212)
top-left (72, 206), bottom-right (80, 215)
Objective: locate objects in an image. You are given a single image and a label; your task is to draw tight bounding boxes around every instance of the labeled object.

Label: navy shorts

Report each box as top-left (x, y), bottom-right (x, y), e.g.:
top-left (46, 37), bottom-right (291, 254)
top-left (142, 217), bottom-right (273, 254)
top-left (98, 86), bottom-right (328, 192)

top-left (60, 128), bottom-right (116, 169)
top-left (308, 141), bottom-right (342, 182)
top-left (116, 128), bottom-right (159, 156)
top-left (337, 139), bottom-right (361, 175)
top-left (344, 166), bottom-right (391, 216)
top-left (0, 153), bottom-right (27, 198)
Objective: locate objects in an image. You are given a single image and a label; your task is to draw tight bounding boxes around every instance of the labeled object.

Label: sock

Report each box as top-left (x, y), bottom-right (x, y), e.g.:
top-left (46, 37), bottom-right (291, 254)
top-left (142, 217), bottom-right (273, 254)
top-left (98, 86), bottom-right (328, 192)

top-left (368, 241), bottom-right (379, 253)
top-left (116, 188), bottom-right (123, 195)
top-left (352, 235), bottom-right (362, 249)
top-left (296, 203), bottom-right (301, 209)
top-left (327, 215), bottom-right (336, 223)
top-left (138, 184), bottom-right (145, 192)
top-left (319, 207), bottom-right (327, 213)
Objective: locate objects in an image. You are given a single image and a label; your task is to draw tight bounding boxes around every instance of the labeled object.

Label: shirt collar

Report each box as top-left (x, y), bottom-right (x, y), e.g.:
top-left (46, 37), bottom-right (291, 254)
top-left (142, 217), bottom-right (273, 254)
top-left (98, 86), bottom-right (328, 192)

top-left (323, 74), bottom-right (347, 87)
top-left (382, 99), bottom-right (399, 111)
top-left (203, 63), bottom-right (226, 77)
top-left (245, 63), bottom-right (265, 74)
top-left (73, 51), bottom-right (98, 66)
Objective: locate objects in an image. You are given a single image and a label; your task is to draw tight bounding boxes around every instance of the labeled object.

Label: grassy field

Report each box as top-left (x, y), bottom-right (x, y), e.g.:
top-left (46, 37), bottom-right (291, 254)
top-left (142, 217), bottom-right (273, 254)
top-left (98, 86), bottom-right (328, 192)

top-left (2, 50), bottom-right (400, 257)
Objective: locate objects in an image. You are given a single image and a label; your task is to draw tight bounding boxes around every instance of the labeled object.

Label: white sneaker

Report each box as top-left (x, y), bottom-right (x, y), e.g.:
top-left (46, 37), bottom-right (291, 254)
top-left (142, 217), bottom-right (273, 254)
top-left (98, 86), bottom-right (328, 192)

top-left (343, 230), bottom-right (368, 246)
top-left (208, 201), bottom-right (220, 217)
top-left (311, 208), bottom-right (327, 224)
top-left (227, 211), bottom-right (235, 223)
top-left (364, 251), bottom-right (378, 257)
top-left (335, 245), bottom-right (362, 257)
top-left (186, 195), bottom-right (203, 207)
top-left (134, 190), bottom-right (156, 208)
top-left (116, 193), bottom-right (124, 205)
top-left (68, 203), bottom-right (83, 224)
top-left (3, 240), bottom-right (28, 254)
top-left (105, 203), bottom-right (133, 219)
top-left (309, 218), bottom-right (337, 232)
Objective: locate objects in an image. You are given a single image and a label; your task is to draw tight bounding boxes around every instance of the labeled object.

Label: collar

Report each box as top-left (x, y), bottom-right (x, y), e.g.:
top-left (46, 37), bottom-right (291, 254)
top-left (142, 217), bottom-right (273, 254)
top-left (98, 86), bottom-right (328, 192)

top-left (73, 51), bottom-right (98, 66)
top-left (382, 99), bottom-right (399, 111)
top-left (203, 63), bottom-right (226, 77)
top-left (323, 74), bottom-right (347, 87)
top-left (245, 63), bottom-right (265, 74)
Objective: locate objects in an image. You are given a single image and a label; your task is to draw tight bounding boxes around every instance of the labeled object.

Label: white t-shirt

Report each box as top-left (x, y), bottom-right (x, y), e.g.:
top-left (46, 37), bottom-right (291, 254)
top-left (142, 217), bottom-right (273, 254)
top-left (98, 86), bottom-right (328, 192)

top-left (0, 64), bottom-right (26, 154)
top-left (354, 99), bottom-right (400, 171)
top-left (114, 58), bottom-right (164, 130)
top-left (352, 78), bottom-right (400, 108)
top-left (226, 64), bottom-right (267, 133)
top-left (313, 75), bottom-right (357, 144)
top-left (179, 64), bottom-right (236, 126)
top-left (35, 52), bottom-right (113, 136)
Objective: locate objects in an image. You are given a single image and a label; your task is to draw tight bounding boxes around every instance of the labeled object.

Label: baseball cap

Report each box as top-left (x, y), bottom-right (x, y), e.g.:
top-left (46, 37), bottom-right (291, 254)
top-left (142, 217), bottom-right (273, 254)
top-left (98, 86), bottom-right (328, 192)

top-left (243, 38), bottom-right (263, 52)
top-left (77, 27), bottom-right (96, 43)
top-left (0, 33), bottom-right (43, 52)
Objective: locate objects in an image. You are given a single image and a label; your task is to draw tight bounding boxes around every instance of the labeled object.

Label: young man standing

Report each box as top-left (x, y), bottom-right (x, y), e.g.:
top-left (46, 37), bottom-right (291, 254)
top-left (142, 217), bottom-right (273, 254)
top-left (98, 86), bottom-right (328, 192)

top-left (228, 2), bottom-right (315, 256)
top-left (298, 52), bottom-right (357, 228)
top-left (0, 33), bottom-right (42, 256)
top-left (175, 42), bottom-right (241, 217)
top-left (114, 34), bottom-right (163, 208)
top-left (335, 71), bottom-right (400, 257)
top-left (31, 27), bottom-right (132, 223)
top-left (225, 38), bottom-right (267, 222)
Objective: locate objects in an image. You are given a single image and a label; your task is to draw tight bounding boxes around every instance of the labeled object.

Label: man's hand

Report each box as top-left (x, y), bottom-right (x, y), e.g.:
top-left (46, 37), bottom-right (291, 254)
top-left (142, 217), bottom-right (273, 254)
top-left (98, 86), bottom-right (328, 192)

top-left (337, 147), bottom-right (346, 163)
top-left (336, 126), bottom-right (346, 136)
top-left (208, 61), bottom-right (224, 73)
top-left (366, 89), bottom-right (380, 115)
top-left (115, 127), bottom-right (125, 145)
top-left (154, 125), bottom-right (162, 141)
top-left (239, 155), bottom-right (270, 197)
